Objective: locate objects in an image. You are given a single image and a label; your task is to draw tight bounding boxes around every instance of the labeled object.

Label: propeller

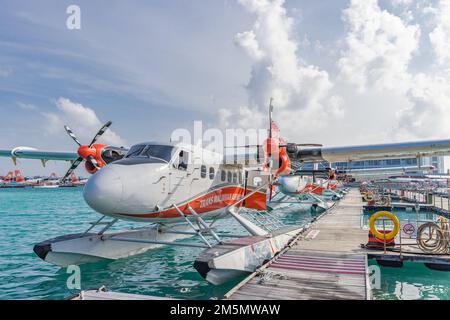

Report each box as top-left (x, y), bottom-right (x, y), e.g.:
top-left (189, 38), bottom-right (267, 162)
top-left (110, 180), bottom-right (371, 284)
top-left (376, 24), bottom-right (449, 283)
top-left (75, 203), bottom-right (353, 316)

top-left (60, 121), bottom-right (112, 183)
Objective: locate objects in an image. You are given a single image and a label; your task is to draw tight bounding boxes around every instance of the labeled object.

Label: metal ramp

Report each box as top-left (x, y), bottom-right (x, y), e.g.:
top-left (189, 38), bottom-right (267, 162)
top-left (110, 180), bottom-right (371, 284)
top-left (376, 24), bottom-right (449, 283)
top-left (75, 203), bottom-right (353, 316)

top-left (271, 253), bottom-right (367, 275)
top-left (226, 251), bottom-right (369, 300)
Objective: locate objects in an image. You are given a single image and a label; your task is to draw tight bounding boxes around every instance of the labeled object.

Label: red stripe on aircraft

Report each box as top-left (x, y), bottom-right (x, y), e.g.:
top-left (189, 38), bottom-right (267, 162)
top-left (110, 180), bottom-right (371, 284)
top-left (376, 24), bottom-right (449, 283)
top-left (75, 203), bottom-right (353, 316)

top-left (117, 185), bottom-right (267, 219)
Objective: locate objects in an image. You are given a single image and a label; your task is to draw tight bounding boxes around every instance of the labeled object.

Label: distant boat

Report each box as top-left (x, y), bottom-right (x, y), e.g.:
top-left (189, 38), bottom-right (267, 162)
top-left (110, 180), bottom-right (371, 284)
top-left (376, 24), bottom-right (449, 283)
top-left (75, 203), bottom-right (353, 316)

top-left (33, 184), bottom-right (59, 189)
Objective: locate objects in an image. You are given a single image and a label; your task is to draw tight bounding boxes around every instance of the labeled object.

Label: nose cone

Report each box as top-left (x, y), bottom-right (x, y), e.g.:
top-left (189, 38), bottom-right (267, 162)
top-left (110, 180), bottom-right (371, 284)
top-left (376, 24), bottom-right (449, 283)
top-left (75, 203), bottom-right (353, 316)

top-left (278, 176), bottom-right (305, 194)
top-left (83, 167), bottom-right (123, 214)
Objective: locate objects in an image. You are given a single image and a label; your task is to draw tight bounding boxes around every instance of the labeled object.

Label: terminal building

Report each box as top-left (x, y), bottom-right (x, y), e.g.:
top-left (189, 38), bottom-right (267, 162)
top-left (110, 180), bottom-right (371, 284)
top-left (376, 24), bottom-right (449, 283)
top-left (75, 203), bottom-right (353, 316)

top-left (300, 156), bottom-right (445, 175)
top-left (332, 156), bottom-right (444, 174)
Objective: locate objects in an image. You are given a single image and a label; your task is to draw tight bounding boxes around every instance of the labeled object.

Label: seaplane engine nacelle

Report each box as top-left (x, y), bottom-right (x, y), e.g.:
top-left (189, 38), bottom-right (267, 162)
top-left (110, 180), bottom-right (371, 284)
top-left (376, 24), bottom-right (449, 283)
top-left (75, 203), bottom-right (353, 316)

top-left (78, 144), bottom-right (108, 174)
top-left (262, 123), bottom-right (291, 176)
top-left (277, 175), bottom-right (306, 195)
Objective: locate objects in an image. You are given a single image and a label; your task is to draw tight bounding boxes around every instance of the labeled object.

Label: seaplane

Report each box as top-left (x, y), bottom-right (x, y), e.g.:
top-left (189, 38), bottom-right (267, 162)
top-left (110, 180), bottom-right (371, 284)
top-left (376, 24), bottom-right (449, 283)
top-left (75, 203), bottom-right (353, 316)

top-left (268, 167), bottom-right (343, 212)
top-left (0, 170), bottom-right (27, 188)
top-left (3, 102), bottom-right (450, 284)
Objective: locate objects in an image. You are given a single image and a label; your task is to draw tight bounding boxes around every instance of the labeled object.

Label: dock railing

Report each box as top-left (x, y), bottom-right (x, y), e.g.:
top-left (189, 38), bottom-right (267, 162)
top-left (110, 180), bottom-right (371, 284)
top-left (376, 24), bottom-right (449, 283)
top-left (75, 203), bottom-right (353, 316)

top-left (387, 188), bottom-right (450, 214)
top-left (376, 214), bottom-right (450, 256)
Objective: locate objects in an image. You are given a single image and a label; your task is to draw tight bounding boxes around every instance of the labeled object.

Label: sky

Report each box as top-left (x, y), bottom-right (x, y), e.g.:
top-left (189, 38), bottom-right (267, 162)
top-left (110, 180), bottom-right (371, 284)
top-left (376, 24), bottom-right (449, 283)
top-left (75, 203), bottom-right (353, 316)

top-left (1, 0), bottom-right (450, 176)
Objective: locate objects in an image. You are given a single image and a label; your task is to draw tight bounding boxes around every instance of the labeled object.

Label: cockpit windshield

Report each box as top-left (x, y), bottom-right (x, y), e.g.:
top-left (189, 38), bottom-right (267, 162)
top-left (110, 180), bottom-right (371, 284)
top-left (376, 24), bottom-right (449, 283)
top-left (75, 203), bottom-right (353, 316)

top-left (125, 144), bottom-right (174, 163)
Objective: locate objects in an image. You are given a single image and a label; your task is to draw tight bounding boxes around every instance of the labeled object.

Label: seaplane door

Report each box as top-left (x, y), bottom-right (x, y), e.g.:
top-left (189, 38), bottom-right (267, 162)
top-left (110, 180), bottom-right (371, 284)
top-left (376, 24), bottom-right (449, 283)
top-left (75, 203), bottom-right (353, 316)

top-left (169, 149), bottom-right (191, 197)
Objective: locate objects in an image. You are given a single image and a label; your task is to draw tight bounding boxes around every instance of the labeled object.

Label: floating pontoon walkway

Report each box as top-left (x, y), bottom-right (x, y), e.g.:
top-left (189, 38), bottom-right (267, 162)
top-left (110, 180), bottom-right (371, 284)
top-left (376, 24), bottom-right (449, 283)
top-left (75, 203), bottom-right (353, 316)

top-left (225, 189), bottom-right (371, 300)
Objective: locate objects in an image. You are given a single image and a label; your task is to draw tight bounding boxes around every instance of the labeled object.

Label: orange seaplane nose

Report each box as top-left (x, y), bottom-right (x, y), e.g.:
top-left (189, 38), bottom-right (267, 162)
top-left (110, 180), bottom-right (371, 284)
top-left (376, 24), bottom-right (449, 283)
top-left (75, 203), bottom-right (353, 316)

top-left (77, 145), bottom-right (96, 159)
top-left (77, 144), bottom-right (107, 174)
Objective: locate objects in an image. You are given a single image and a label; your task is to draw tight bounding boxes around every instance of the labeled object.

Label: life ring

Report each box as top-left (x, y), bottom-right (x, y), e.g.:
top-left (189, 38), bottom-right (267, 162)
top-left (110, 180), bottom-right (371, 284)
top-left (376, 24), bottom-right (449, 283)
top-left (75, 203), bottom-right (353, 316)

top-left (369, 211), bottom-right (400, 240)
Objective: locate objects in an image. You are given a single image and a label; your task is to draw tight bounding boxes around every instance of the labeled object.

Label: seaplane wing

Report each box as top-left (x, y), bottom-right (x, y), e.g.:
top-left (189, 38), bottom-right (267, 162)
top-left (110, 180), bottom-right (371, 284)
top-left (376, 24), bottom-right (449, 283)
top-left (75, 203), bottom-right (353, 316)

top-left (342, 165), bottom-right (434, 174)
top-left (290, 139), bottom-right (450, 163)
top-left (0, 147), bottom-right (78, 161)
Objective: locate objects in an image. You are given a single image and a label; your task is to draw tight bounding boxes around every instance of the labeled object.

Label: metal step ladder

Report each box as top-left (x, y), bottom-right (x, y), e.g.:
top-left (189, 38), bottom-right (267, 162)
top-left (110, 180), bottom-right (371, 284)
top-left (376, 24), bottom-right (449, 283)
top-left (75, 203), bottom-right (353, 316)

top-left (173, 204), bottom-right (223, 248)
top-left (82, 216), bottom-right (119, 236)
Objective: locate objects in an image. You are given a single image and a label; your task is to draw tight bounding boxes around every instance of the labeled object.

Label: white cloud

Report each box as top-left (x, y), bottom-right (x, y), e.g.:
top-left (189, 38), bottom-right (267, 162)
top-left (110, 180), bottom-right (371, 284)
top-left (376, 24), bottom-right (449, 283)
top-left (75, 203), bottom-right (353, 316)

top-left (234, 31), bottom-right (265, 60)
top-left (337, 0), bottom-right (450, 141)
top-left (221, 0), bottom-right (340, 141)
top-left (43, 98), bottom-right (127, 146)
top-left (16, 101), bottom-right (37, 110)
top-left (338, 0), bottom-right (420, 93)
top-left (429, 0), bottom-right (450, 65)
top-left (397, 73), bottom-right (450, 138)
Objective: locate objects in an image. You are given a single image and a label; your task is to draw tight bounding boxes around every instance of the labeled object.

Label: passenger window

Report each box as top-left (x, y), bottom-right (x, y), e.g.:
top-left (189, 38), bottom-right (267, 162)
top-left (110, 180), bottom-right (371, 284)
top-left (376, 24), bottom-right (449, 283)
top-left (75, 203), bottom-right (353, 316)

top-left (232, 172), bottom-right (237, 183)
top-left (209, 167), bottom-right (215, 180)
top-left (201, 165), bottom-right (207, 178)
top-left (221, 170), bottom-right (226, 182)
top-left (227, 171), bottom-right (232, 183)
top-left (238, 172), bottom-right (242, 184)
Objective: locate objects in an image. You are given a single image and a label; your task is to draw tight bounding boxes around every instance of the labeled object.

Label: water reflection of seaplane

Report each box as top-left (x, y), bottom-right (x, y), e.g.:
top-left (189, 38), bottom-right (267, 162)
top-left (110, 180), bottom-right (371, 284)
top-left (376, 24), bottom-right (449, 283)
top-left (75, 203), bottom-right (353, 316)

top-left (3, 106), bottom-right (450, 284)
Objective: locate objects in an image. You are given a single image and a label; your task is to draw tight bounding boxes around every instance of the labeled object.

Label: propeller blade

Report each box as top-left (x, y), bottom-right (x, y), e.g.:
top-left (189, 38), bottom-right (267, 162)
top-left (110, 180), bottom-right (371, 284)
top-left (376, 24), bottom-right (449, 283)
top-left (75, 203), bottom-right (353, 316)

top-left (87, 155), bottom-right (100, 169)
top-left (295, 143), bottom-right (323, 147)
top-left (61, 157), bottom-right (83, 182)
top-left (89, 121), bottom-right (112, 147)
top-left (64, 125), bottom-right (82, 146)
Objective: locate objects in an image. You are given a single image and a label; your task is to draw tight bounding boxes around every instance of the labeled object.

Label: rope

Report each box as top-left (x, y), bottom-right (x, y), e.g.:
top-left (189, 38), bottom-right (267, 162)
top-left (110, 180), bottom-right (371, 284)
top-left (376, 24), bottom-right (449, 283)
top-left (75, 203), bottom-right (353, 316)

top-left (257, 271), bottom-right (287, 284)
top-left (417, 222), bottom-right (449, 254)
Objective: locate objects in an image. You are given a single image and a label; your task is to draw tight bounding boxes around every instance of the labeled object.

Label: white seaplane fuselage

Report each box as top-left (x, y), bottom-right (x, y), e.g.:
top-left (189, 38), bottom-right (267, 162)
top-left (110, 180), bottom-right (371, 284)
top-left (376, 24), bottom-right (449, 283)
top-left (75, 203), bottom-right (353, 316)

top-left (83, 141), bottom-right (265, 223)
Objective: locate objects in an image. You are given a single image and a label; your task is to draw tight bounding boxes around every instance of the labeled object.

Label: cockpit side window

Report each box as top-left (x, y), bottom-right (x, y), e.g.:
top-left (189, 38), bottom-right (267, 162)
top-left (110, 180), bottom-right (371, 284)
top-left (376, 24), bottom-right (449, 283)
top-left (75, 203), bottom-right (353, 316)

top-left (176, 150), bottom-right (189, 171)
top-left (126, 144), bottom-right (146, 158)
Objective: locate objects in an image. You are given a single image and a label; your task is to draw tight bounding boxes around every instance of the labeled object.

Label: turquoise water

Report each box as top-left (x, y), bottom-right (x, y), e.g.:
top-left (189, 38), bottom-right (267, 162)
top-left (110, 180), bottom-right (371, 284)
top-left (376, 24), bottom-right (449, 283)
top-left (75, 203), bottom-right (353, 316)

top-left (369, 260), bottom-right (450, 300)
top-left (1, 188), bottom-right (449, 300)
top-left (0, 188), bottom-right (316, 300)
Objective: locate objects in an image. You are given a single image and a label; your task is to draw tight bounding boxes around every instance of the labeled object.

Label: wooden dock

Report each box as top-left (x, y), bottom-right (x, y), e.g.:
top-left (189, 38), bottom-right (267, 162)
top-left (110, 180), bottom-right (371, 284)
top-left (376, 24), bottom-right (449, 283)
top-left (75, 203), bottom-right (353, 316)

top-left (225, 189), bottom-right (371, 300)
